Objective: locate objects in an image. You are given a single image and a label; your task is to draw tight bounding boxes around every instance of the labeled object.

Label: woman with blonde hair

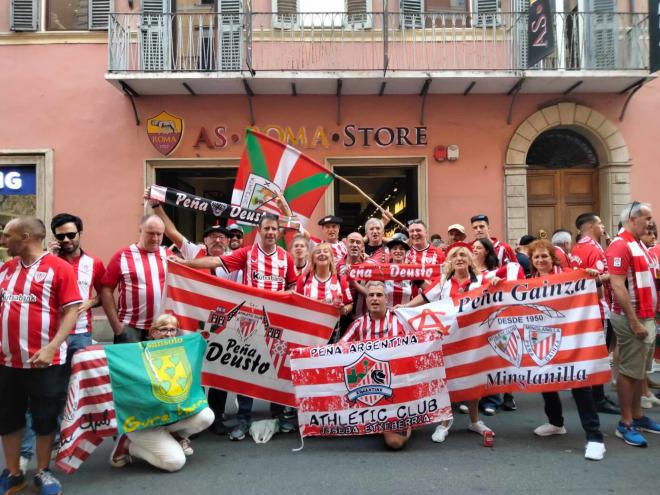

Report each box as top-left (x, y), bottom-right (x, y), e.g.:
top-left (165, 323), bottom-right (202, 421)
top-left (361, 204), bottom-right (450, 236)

top-left (109, 314), bottom-right (215, 472)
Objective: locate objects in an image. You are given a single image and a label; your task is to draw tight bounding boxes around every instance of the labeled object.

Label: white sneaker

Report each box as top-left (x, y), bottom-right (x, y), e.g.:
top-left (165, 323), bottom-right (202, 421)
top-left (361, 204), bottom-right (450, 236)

top-left (584, 441), bottom-right (606, 461)
top-left (458, 403), bottom-right (469, 414)
top-left (641, 395), bottom-right (653, 409)
top-left (534, 423), bottom-right (567, 436)
top-left (431, 422), bottom-right (452, 443)
top-left (468, 420), bottom-right (494, 436)
top-left (19, 456), bottom-right (30, 474)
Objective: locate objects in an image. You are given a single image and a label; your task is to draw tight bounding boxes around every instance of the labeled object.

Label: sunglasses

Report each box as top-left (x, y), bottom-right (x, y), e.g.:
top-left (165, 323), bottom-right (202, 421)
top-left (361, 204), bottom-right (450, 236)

top-left (229, 233), bottom-right (243, 239)
top-left (628, 200), bottom-right (639, 223)
top-left (406, 219), bottom-right (423, 227)
top-left (471, 215), bottom-right (488, 223)
top-left (55, 232), bottom-right (78, 241)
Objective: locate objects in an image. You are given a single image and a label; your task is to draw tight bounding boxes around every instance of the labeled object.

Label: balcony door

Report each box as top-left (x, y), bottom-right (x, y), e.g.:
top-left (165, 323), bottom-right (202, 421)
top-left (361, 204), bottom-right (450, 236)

top-left (526, 129), bottom-right (599, 240)
top-left (141, 0), bottom-right (172, 71)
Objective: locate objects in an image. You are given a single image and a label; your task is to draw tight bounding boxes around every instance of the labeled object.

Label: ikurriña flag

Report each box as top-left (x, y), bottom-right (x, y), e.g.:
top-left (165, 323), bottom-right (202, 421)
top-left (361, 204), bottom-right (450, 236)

top-left (231, 128), bottom-right (334, 243)
top-left (290, 331), bottom-right (452, 437)
top-left (161, 262), bottom-right (338, 408)
top-left (395, 270), bottom-right (611, 402)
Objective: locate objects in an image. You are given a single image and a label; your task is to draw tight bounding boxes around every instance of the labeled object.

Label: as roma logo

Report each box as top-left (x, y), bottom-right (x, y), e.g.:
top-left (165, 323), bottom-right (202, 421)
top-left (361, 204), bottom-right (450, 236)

top-left (147, 111), bottom-right (183, 156)
top-left (344, 353), bottom-right (393, 407)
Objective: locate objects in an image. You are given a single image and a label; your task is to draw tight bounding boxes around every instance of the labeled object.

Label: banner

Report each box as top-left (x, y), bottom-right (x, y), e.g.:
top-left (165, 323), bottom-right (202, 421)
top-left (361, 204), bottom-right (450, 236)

top-left (348, 263), bottom-right (442, 281)
top-left (395, 270), bottom-right (610, 402)
top-left (231, 129), bottom-right (334, 243)
top-left (148, 185), bottom-right (301, 230)
top-left (528, 0), bottom-right (555, 67)
top-left (290, 331), bottom-right (452, 437)
top-left (162, 262), bottom-right (338, 407)
top-left (105, 334), bottom-right (208, 435)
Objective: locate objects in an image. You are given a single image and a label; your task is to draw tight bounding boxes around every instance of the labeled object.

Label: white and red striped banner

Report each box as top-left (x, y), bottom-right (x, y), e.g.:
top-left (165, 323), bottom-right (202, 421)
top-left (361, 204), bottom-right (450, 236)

top-left (162, 262), bottom-right (338, 407)
top-left (56, 347), bottom-right (117, 474)
top-left (290, 331), bottom-right (452, 437)
top-left (348, 263), bottom-right (442, 281)
top-left (395, 270), bottom-right (611, 402)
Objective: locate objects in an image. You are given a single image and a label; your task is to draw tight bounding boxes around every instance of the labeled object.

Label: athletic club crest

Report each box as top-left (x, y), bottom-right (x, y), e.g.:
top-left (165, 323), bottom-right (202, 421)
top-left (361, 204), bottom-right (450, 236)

top-left (344, 353), bottom-right (393, 407)
top-left (524, 325), bottom-right (562, 367)
top-left (33, 271), bottom-right (47, 283)
top-left (146, 111), bottom-right (183, 156)
top-left (488, 325), bottom-right (523, 368)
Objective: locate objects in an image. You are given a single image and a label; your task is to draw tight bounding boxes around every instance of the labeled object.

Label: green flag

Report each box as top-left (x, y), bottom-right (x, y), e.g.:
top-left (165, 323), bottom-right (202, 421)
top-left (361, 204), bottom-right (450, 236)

top-left (105, 333), bottom-right (208, 434)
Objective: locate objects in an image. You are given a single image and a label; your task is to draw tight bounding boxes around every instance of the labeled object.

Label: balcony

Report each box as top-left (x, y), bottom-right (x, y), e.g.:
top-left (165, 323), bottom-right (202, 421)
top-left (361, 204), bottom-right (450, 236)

top-left (106, 11), bottom-right (651, 95)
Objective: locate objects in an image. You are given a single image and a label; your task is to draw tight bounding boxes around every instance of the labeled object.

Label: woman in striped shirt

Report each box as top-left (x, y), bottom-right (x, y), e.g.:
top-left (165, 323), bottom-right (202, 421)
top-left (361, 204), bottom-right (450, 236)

top-left (385, 233), bottom-right (423, 308)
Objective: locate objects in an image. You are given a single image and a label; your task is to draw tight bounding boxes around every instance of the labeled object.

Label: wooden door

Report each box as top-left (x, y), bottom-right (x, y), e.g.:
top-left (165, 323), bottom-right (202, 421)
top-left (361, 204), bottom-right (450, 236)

top-left (527, 168), bottom-right (598, 239)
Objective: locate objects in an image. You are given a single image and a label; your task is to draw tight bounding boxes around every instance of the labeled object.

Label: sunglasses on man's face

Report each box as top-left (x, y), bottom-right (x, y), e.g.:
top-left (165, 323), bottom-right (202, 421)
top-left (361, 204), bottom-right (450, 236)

top-left (55, 232), bottom-right (78, 241)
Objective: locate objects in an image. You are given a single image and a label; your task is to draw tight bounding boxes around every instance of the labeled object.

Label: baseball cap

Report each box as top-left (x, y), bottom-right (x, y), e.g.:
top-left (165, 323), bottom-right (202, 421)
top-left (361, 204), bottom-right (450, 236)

top-left (447, 224), bottom-right (466, 235)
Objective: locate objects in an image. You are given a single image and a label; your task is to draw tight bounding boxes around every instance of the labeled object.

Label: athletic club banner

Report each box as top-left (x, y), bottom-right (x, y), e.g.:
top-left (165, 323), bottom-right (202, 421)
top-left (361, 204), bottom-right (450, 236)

top-left (347, 263), bottom-right (442, 281)
top-left (290, 331), bottom-right (452, 437)
top-left (162, 262), bottom-right (338, 407)
top-left (395, 270), bottom-right (610, 402)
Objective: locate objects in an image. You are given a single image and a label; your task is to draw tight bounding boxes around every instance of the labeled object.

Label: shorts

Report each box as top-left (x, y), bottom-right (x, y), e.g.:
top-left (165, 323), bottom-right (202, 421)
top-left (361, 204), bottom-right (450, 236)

top-left (0, 365), bottom-right (67, 436)
top-left (610, 313), bottom-right (655, 380)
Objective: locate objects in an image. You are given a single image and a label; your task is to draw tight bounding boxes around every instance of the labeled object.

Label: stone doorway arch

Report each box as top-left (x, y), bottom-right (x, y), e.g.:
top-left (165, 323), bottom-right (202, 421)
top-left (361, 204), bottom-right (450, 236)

top-left (504, 103), bottom-right (632, 244)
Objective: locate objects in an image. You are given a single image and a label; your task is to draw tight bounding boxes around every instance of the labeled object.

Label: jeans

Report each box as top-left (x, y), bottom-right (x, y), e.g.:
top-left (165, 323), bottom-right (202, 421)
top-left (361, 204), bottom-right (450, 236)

top-left (236, 395), bottom-right (285, 424)
top-left (542, 387), bottom-right (603, 442)
top-left (480, 394), bottom-right (502, 409)
top-left (20, 413), bottom-right (35, 460)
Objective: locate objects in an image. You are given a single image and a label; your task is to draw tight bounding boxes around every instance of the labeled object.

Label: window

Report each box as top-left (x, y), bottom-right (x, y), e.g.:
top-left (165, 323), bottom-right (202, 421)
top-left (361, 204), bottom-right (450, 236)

top-left (10, 0), bottom-right (110, 32)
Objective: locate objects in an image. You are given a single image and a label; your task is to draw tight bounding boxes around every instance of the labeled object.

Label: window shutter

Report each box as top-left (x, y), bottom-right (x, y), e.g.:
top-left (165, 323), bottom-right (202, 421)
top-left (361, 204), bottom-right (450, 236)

top-left (345, 0), bottom-right (372, 28)
top-left (89, 0), bottom-right (110, 30)
top-left (219, 0), bottom-right (243, 71)
top-left (514, 0), bottom-right (529, 68)
top-left (140, 0), bottom-right (172, 71)
top-left (586, 0), bottom-right (617, 69)
top-left (273, 0), bottom-right (298, 28)
top-left (473, 0), bottom-right (501, 27)
top-left (10, 0), bottom-right (39, 32)
top-left (400, 0), bottom-right (423, 29)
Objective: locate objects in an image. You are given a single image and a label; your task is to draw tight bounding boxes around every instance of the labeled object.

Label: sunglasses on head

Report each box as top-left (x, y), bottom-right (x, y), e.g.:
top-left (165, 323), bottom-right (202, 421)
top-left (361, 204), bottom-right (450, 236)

top-left (55, 232), bottom-right (78, 241)
top-left (406, 219), bottom-right (423, 227)
top-left (471, 215), bottom-right (488, 223)
top-left (628, 200), bottom-right (639, 223)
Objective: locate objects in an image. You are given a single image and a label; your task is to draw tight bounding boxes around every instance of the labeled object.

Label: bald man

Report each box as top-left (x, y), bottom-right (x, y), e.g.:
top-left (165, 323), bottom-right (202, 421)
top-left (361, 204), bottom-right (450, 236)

top-left (101, 215), bottom-right (170, 343)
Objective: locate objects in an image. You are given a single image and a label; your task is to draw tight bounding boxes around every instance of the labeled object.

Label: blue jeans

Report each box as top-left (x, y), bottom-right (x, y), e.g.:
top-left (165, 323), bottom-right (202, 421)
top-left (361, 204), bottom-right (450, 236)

top-left (236, 395), bottom-right (285, 424)
top-left (20, 413), bottom-right (35, 460)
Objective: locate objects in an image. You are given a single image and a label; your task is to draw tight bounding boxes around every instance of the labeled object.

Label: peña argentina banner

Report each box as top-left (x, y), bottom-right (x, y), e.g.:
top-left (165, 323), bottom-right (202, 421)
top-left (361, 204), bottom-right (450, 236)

top-left (290, 331), bottom-right (452, 437)
top-left (395, 270), bottom-right (610, 402)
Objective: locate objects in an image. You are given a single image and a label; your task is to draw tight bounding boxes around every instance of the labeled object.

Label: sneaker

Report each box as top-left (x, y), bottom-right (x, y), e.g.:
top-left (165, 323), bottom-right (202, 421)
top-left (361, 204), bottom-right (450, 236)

top-left (501, 394), bottom-right (517, 411)
top-left (632, 415), bottom-right (660, 434)
top-left (19, 455), bottom-right (30, 474)
top-left (645, 393), bottom-right (660, 406)
top-left (584, 441), bottom-right (606, 461)
top-left (641, 395), bottom-right (654, 409)
top-left (229, 421), bottom-right (250, 441)
top-left (468, 420), bottom-right (494, 436)
top-left (534, 423), bottom-right (567, 436)
top-left (179, 437), bottom-right (193, 456)
top-left (457, 403), bottom-right (468, 414)
top-left (110, 434), bottom-right (131, 467)
top-left (33, 468), bottom-right (61, 495)
top-left (3, 470), bottom-right (27, 495)
top-left (596, 399), bottom-right (621, 415)
top-left (278, 417), bottom-right (296, 433)
top-left (482, 406), bottom-right (496, 416)
top-left (282, 406), bottom-right (297, 420)
top-left (431, 423), bottom-right (451, 443)
top-left (615, 421), bottom-right (647, 447)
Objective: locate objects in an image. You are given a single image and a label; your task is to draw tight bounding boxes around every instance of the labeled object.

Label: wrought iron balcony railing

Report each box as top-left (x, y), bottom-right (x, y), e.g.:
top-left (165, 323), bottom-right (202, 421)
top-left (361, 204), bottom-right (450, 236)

top-left (108, 11), bottom-right (649, 73)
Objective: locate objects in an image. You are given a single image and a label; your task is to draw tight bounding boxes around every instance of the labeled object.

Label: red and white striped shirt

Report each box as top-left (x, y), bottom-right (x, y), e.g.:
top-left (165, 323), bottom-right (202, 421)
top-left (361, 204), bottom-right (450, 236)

top-left (423, 273), bottom-right (485, 302)
top-left (219, 244), bottom-right (297, 291)
top-left (571, 235), bottom-right (610, 319)
top-left (179, 238), bottom-right (241, 282)
top-left (483, 262), bottom-right (525, 282)
top-left (405, 243), bottom-right (446, 265)
top-left (365, 244), bottom-right (389, 264)
top-left (309, 237), bottom-right (348, 265)
top-left (490, 238), bottom-right (517, 265)
top-left (341, 310), bottom-right (407, 342)
top-left (67, 252), bottom-right (105, 335)
top-left (101, 244), bottom-right (170, 331)
top-left (295, 273), bottom-right (353, 305)
top-left (385, 280), bottom-right (420, 307)
top-left (0, 253), bottom-right (82, 368)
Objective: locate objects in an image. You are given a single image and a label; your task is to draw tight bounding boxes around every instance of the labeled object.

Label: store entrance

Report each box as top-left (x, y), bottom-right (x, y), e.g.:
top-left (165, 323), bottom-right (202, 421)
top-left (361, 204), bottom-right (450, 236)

top-left (155, 166), bottom-right (237, 243)
top-left (333, 165), bottom-right (419, 237)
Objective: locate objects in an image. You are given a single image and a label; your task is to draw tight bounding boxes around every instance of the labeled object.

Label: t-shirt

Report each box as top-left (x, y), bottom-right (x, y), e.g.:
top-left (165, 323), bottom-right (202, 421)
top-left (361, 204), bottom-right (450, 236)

top-left (101, 244), bottom-right (170, 331)
top-left (179, 238), bottom-right (241, 282)
top-left (309, 237), bottom-right (348, 265)
top-left (554, 246), bottom-right (571, 269)
top-left (67, 252), bottom-right (105, 335)
top-left (385, 279), bottom-right (421, 307)
top-left (341, 310), bottom-right (407, 342)
top-left (365, 244), bottom-right (389, 264)
top-left (0, 253), bottom-right (82, 368)
top-left (490, 238), bottom-right (517, 265)
top-left (570, 235), bottom-right (610, 319)
top-left (295, 273), bottom-right (352, 305)
top-left (482, 262), bottom-right (525, 281)
top-left (219, 244), bottom-right (297, 291)
top-left (405, 243), bottom-right (446, 265)
top-left (423, 273), bottom-right (484, 302)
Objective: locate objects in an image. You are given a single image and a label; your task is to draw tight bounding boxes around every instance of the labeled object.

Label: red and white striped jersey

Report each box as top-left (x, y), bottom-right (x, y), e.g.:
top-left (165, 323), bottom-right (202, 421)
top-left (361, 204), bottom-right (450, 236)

top-left (293, 260), bottom-right (310, 277)
top-left (365, 244), bottom-right (389, 264)
top-left (101, 244), bottom-right (170, 331)
top-left (219, 244), bottom-right (297, 291)
top-left (405, 243), bottom-right (446, 265)
top-left (309, 237), bottom-right (348, 265)
top-left (0, 253), bottom-right (82, 368)
top-left (385, 280), bottom-right (420, 307)
top-left (423, 273), bottom-right (485, 302)
top-left (554, 245), bottom-right (571, 269)
top-left (295, 273), bottom-right (353, 305)
top-left (483, 262), bottom-right (525, 282)
top-left (489, 238), bottom-right (517, 265)
top-left (341, 310), bottom-right (407, 342)
top-left (571, 235), bottom-right (610, 319)
top-left (67, 252), bottom-right (105, 335)
top-left (179, 238), bottom-right (241, 282)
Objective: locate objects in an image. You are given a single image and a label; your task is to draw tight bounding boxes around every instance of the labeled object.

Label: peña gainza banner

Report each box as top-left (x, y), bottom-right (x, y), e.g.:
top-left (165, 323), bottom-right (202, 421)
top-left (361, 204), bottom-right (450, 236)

top-left (527, 0), bottom-right (555, 67)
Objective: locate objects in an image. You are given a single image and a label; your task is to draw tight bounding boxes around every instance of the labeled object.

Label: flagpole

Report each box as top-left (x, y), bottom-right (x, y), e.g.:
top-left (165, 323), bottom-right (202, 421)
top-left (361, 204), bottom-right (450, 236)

top-left (333, 173), bottom-right (407, 230)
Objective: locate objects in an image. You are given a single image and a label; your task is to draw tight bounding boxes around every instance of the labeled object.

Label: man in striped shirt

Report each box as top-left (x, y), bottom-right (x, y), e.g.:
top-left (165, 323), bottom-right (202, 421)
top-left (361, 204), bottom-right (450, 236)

top-left (100, 215), bottom-right (169, 343)
top-left (307, 215), bottom-right (348, 264)
top-left (0, 217), bottom-right (82, 494)
top-left (405, 219), bottom-right (445, 265)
